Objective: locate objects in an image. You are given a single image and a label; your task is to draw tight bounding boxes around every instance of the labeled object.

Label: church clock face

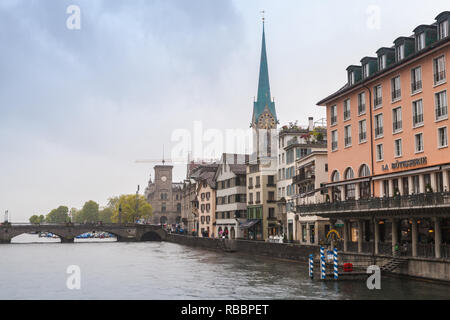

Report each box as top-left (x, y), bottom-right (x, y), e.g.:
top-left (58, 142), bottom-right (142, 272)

top-left (258, 112), bottom-right (275, 129)
top-left (161, 176), bottom-right (167, 182)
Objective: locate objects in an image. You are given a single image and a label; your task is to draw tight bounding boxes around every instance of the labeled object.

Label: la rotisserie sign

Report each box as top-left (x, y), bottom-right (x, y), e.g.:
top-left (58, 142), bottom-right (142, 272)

top-left (381, 157), bottom-right (427, 172)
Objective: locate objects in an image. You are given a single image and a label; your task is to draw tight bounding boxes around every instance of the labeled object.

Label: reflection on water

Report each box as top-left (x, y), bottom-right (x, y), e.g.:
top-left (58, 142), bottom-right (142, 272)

top-left (0, 234), bottom-right (449, 300)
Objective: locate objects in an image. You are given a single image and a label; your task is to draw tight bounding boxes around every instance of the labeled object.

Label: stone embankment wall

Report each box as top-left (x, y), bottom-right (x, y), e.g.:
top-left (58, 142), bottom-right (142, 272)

top-left (165, 234), bottom-right (450, 283)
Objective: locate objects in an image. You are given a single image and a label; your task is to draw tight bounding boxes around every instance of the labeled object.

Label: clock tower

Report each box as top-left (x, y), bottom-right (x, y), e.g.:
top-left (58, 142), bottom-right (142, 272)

top-left (251, 21), bottom-right (278, 159)
top-left (145, 163), bottom-right (183, 225)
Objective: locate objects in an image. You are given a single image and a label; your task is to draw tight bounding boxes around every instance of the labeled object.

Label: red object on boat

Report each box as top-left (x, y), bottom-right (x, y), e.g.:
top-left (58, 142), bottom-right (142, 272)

top-left (343, 263), bottom-right (353, 272)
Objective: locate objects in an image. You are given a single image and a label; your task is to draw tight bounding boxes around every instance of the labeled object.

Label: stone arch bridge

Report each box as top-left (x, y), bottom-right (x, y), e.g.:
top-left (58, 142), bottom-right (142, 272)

top-left (0, 223), bottom-right (166, 243)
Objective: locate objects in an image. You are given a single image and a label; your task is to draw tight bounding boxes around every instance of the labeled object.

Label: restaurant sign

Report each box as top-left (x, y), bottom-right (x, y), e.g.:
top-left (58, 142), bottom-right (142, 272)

top-left (382, 157), bottom-right (427, 172)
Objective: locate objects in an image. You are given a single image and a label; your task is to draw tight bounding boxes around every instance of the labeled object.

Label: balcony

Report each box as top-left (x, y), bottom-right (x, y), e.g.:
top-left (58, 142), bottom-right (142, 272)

top-left (436, 105), bottom-right (448, 120)
top-left (293, 172), bottom-right (315, 185)
top-left (434, 71), bottom-right (446, 84)
top-left (296, 192), bottom-right (450, 215)
top-left (411, 80), bottom-right (422, 92)
top-left (392, 89), bottom-right (401, 101)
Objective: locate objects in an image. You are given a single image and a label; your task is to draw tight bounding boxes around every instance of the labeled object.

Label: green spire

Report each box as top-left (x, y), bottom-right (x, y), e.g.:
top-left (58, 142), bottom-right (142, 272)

top-left (253, 23), bottom-right (277, 125)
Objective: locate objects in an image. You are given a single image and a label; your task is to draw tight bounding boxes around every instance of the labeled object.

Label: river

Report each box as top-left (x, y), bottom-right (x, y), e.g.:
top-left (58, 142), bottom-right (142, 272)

top-left (0, 234), bottom-right (449, 300)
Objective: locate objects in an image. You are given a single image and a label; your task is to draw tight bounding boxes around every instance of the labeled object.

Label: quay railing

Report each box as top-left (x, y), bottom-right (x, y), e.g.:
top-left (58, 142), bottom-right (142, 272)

top-left (297, 192), bottom-right (450, 214)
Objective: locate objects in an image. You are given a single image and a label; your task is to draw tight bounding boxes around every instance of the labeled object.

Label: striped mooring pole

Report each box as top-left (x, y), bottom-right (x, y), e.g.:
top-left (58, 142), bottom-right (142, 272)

top-left (320, 247), bottom-right (326, 280)
top-left (309, 254), bottom-right (314, 279)
top-left (333, 247), bottom-right (339, 280)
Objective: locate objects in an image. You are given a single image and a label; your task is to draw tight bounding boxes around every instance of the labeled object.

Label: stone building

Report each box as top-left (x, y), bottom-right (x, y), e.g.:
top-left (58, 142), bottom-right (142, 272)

top-left (144, 164), bottom-right (183, 225)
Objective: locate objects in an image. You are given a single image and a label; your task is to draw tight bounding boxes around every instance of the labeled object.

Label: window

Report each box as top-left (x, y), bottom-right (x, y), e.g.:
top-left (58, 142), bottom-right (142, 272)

top-left (359, 120), bottom-right (367, 143)
top-left (392, 107), bottom-right (402, 133)
top-left (375, 114), bottom-right (384, 138)
top-left (248, 177), bottom-right (253, 188)
top-left (417, 32), bottom-right (425, 51)
top-left (412, 99), bottom-right (424, 127)
top-left (376, 144), bottom-right (384, 161)
top-left (358, 92), bottom-right (366, 115)
top-left (331, 105), bottom-right (337, 125)
top-left (349, 72), bottom-right (355, 85)
top-left (343, 99), bottom-right (351, 120)
top-left (391, 76), bottom-right (401, 101)
top-left (249, 193), bottom-right (253, 203)
top-left (438, 127), bottom-right (448, 148)
top-left (378, 55), bottom-right (386, 70)
top-left (435, 90), bottom-right (448, 120)
top-left (344, 125), bottom-right (352, 147)
top-left (331, 130), bottom-right (338, 151)
top-left (411, 67), bottom-right (422, 93)
top-left (268, 175), bottom-right (275, 186)
top-left (396, 44), bottom-right (405, 61)
top-left (256, 192), bottom-right (260, 203)
top-left (374, 85), bottom-right (382, 108)
top-left (439, 19), bottom-right (449, 40)
top-left (363, 63), bottom-right (370, 78)
top-left (415, 133), bottom-right (424, 153)
top-left (256, 176), bottom-right (260, 187)
top-left (394, 139), bottom-right (402, 157)
top-left (434, 56), bottom-right (446, 84)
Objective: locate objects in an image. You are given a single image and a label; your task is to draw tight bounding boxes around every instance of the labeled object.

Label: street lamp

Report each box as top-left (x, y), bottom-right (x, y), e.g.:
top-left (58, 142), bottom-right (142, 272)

top-left (135, 185), bottom-right (140, 223)
top-left (118, 204), bottom-right (122, 224)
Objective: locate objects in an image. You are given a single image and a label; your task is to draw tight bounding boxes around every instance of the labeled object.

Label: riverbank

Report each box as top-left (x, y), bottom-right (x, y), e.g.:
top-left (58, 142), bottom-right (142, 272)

top-left (165, 234), bottom-right (450, 284)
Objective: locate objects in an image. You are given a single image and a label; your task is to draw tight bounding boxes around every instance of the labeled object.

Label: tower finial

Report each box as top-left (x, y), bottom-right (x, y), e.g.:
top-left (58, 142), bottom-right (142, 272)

top-left (261, 10), bottom-right (265, 24)
top-left (162, 145), bottom-right (165, 165)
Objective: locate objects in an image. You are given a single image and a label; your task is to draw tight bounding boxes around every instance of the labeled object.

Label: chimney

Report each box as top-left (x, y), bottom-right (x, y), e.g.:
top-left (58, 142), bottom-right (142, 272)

top-left (308, 117), bottom-right (314, 131)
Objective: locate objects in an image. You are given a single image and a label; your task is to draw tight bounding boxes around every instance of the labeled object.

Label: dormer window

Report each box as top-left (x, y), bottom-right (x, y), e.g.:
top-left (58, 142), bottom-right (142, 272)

top-left (378, 55), bottom-right (386, 70)
top-left (416, 32), bottom-right (425, 51)
top-left (363, 64), bottom-right (369, 78)
top-left (396, 44), bottom-right (405, 61)
top-left (439, 20), bottom-right (449, 39)
top-left (349, 72), bottom-right (355, 85)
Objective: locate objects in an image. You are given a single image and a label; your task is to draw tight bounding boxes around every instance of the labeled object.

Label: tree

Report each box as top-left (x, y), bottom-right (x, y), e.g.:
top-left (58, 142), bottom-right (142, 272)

top-left (29, 214), bottom-right (45, 224)
top-left (75, 201), bottom-right (99, 223)
top-left (99, 207), bottom-right (114, 223)
top-left (45, 206), bottom-right (69, 223)
top-left (111, 194), bottom-right (152, 223)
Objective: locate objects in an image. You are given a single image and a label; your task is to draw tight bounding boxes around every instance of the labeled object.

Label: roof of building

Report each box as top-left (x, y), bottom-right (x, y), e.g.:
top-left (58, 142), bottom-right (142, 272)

top-left (317, 11), bottom-right (450, 106)
top-left (252, 23), bottom-right (277, 124)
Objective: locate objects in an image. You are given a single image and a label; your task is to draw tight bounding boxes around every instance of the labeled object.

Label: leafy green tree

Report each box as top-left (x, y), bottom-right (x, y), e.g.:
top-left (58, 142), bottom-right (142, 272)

top-left (29, 215), bottom-right (40, 224)
top-left (99, 207), bottom-right (114, 223)
top-left (111, 194), bottom-right (152, 223)
top-left (45, 206), bottom-right (69, 223)
top-left (76, 200), bottom-right (99, 223)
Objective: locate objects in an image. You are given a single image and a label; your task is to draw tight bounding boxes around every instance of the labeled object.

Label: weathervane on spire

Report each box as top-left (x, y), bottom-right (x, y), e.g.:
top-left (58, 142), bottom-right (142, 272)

top-left (261, 10), bottom-right (265, 23)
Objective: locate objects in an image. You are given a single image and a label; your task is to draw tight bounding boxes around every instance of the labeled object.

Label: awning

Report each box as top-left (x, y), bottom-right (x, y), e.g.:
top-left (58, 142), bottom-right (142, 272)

top-left (239, 219), bottom-right (260, 230)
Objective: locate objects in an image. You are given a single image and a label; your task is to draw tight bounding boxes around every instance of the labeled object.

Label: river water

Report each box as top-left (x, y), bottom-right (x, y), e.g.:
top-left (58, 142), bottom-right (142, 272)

top-left (0, 234), bottom-right (449, 300)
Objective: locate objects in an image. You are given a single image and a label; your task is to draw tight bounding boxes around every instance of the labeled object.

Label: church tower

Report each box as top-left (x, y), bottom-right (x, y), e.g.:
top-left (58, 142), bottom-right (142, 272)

top-left (251, 21), bottom-right (278, 159)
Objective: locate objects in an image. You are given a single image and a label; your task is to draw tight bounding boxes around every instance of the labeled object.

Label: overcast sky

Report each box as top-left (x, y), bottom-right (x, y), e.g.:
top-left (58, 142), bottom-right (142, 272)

top-left (1, 0), bottom-right (449, 221)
